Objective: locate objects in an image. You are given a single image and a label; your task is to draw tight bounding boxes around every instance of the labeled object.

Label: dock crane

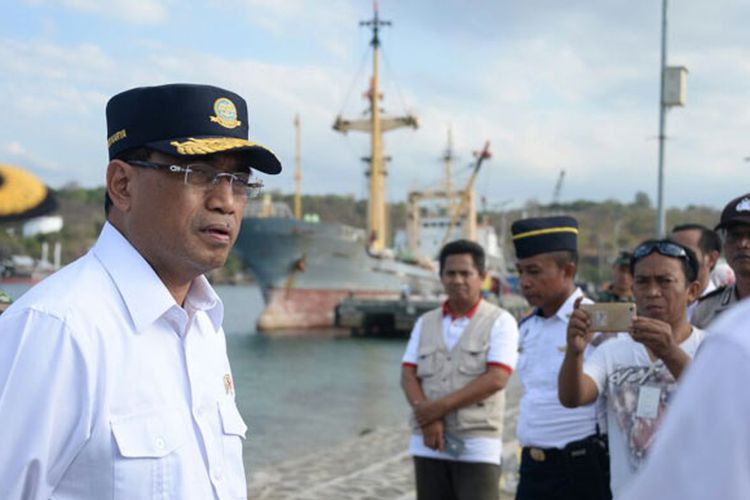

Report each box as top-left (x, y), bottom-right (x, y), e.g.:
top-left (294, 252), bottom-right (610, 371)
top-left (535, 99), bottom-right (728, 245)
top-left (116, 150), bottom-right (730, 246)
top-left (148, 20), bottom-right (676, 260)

top-left (552, 169), bottom-right (565, 204)
top-left (440, 141), bottom-right (492, 247)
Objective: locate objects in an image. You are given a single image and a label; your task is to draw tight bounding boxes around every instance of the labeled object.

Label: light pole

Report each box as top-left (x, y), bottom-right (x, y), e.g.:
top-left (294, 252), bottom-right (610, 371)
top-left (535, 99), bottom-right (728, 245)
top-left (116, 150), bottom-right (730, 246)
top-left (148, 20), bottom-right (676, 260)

top-left (655, 0), bottom-right (687, 238)
top-left (656, 0), bottom-right (668, 238)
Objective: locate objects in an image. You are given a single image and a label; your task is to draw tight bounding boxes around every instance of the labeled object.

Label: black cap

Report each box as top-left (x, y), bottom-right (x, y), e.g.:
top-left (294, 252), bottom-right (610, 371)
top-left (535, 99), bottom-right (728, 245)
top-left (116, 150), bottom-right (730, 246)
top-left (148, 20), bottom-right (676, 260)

top-left (715, 193), bottom-right (750, 230)
top-left (511, 215), bottom-right (578, 259)
top-left (106, 83), bottom-right (281, 174)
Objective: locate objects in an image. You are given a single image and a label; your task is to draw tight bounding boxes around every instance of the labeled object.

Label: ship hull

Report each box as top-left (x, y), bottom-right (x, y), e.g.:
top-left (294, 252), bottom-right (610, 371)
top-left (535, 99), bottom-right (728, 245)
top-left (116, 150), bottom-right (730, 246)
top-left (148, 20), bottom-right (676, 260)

top-left (234, 217), bottom-right (442, 331)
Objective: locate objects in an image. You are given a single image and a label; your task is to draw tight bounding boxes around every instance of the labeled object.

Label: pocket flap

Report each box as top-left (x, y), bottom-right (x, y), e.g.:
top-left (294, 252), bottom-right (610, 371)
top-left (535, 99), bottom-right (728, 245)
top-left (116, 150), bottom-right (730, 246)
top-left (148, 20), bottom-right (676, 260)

top-left (461, 337), bottom-right (489, 354)
top-left (417, 344), bottom-right (438, 357)
top-left (218, 400), bottom-right (248, 439)
top-left (111, 409), bottom-right (187, 458)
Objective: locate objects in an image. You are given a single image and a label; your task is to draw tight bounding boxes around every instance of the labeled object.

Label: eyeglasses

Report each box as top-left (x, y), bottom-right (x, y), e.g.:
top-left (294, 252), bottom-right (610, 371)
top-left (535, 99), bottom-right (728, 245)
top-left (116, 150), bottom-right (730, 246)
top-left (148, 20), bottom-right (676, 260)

top-left (632, 240), bottom-right (698, 276)
top-left (127, 160), bottom-right (263, 199)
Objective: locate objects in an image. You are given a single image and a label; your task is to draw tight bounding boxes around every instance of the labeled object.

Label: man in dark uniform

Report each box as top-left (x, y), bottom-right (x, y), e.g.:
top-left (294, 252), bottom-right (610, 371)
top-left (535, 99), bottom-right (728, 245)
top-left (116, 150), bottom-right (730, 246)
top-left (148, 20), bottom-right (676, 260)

top-left (512, 216), bottom-right (611, 500)
top-left (594, 251), bottom-right (634, 303)
top-left (692, 193), bottom-right (750, 328)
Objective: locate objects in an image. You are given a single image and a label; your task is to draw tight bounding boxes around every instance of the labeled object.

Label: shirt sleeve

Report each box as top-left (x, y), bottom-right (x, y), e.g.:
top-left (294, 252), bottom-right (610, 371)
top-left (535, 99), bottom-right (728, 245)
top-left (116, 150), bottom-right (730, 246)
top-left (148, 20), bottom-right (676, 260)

top-left (582, 340), bottom-right (609, 394)
top-left (0, 309), bottom-right (95, 500)
top-left (487, 311), bottom-right (519, 372)
top-left (620, 337), bottom-right (750, 500)
top-left (401, 316), bottom-right (423, 365)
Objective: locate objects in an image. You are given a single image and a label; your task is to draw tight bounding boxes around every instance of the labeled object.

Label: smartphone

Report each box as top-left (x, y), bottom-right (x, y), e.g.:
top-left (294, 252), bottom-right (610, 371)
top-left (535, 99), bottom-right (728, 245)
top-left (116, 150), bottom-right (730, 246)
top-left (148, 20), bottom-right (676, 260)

top-left (444, 432), bottom-right (465, 458)
top-left (580, 303), bottom-right (636, 332)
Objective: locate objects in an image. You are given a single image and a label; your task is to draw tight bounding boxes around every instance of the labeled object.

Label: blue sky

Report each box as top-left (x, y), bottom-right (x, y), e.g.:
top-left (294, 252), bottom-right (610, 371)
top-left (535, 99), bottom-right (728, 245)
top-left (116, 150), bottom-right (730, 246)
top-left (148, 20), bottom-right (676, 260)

top-left (2, 0), bottom-right (750, 211)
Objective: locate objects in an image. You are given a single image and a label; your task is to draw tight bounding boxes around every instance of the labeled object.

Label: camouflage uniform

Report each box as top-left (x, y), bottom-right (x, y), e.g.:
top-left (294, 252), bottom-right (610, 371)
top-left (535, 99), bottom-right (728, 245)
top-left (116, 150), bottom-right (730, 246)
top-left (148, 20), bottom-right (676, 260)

top-left (594, 287), bottom-right (634, 303)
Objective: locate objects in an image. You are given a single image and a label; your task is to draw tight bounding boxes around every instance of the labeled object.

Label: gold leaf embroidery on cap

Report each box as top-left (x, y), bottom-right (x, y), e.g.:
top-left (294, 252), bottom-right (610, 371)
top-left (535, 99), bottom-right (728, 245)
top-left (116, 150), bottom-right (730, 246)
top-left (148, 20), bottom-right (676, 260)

top-left (107, 129), bottom-right (127, 148)
top-left (169, 137), bottom-right (256, 155)
top-left (210, 97), bottom-right (242, 129)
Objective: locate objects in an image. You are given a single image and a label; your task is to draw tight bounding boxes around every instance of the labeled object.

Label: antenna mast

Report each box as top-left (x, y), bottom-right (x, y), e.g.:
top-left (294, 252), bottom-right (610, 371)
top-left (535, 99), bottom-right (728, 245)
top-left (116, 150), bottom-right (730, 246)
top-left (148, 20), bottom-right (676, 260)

top-left (332, 1), bottom-right (418, 253)
top-left (294, 114), bottom-right (302, 219)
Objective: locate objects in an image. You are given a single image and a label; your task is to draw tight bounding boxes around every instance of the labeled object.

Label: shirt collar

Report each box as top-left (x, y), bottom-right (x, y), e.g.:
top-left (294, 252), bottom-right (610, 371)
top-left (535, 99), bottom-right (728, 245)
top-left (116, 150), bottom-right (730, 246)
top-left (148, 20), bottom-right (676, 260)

top-left (701, 280), bottom-right (717, 298)
top-left (92, 222), bottom-right (223, 333)
top-left (553, 287), bottom-right (584, 321)
top-left (442, 298), bottom-right (482, 320)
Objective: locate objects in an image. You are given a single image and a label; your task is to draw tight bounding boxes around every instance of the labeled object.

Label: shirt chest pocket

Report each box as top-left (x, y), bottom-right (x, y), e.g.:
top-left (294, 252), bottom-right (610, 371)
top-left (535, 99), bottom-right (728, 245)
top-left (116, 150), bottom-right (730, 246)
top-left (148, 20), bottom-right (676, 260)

top-left (110, 408), bottom-right (188, 499)
top-left (417, 345), bottom-right (439, 378)
top-left (216, 399), bottom-right (249, 499)
top-left (457, 338), bottom-right (489, 377)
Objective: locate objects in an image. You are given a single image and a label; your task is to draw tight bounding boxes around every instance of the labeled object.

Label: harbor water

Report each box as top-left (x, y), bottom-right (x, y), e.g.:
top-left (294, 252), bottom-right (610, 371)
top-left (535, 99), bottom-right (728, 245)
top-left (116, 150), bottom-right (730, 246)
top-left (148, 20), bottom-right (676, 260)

top-left (1, 283), bottom-right (411, 474)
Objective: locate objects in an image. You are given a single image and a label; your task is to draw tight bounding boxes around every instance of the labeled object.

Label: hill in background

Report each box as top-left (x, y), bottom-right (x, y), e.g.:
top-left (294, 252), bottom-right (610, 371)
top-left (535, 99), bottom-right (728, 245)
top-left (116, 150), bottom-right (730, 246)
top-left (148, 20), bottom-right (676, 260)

top-left (1, 186), bottom-right (720, 286)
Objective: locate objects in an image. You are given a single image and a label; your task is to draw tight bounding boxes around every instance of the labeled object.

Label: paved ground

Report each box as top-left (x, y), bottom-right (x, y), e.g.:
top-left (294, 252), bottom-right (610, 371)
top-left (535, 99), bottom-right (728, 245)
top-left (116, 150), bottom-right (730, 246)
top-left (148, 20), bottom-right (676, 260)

top-left (247, 377), bottom-right (522, 499)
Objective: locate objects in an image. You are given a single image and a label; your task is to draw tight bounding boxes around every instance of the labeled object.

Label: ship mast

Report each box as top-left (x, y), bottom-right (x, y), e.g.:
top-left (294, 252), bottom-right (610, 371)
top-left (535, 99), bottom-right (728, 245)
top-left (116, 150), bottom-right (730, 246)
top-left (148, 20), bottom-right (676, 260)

top-left (443, 128), bottom-right (455, 214)
top-left (294, 113), bottom-right (302, 219)
top-left (332, 1), bottom-right (418, 253)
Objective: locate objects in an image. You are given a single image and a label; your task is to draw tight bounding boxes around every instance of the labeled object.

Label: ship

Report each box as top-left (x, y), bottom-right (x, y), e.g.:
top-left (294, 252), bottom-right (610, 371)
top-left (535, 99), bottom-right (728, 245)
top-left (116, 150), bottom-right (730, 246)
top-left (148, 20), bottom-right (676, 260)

top-left (234, 5), bottom-right (504, 331)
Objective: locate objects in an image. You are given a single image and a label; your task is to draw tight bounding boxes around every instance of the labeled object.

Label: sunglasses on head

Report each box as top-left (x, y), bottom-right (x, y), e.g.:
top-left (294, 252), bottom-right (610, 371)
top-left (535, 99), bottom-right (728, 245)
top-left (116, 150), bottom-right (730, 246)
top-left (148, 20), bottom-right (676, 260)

top-left (632, 240), bottom-right (698, 278)
top-left (632, 241), bottom-right (688, 260)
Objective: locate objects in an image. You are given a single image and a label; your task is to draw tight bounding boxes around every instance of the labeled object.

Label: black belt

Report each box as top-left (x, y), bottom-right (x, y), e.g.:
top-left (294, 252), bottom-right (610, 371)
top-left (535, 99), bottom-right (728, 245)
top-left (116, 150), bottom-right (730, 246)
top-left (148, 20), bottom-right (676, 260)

top-left (523, 434), bottom-right (607, 464)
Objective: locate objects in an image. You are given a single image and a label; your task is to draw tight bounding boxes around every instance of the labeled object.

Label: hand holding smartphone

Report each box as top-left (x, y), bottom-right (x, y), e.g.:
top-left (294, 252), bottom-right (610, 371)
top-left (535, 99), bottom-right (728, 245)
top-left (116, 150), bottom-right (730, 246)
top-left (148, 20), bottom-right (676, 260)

top-left (580, 303), bottom-right (636, 332)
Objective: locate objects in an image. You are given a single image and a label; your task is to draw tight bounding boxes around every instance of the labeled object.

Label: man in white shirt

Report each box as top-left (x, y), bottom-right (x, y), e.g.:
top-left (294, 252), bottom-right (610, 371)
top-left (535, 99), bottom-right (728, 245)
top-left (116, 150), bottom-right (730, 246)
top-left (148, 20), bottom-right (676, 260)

top-left (401, 239), bottom-right (519, 500)
top-left (512, 216), bottom-right (612, 500)
top-left (559, 239), bottom-right (705, 497)
top-left (619, 297), bottom-right (750, 500)
top-left (0, 83), bottom-right (281, 499)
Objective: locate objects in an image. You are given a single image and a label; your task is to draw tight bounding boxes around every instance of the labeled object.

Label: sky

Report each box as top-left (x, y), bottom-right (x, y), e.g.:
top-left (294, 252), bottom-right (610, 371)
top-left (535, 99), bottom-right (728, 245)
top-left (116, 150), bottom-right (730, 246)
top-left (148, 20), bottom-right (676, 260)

top-left (2, 0), bottom-right (750, 212)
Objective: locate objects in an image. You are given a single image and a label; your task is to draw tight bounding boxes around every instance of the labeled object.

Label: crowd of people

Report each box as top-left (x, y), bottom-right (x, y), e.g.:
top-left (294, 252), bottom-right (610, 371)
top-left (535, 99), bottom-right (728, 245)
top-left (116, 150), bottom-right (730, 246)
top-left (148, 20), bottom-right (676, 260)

top-left (0, 81), bottom-right (748, 500)
top-left (401, 194), bottom-right (750, 499)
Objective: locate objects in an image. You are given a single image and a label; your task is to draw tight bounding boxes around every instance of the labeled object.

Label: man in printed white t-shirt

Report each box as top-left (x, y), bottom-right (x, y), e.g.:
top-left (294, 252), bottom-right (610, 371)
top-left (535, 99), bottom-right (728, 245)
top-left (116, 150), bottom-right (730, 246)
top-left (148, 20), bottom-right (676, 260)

top-left (559, 239), bottom-right (706, 497)
top-left (401, 239), bottom-right (519, 500)
top-left (620, 297), bottom-right (750, 500)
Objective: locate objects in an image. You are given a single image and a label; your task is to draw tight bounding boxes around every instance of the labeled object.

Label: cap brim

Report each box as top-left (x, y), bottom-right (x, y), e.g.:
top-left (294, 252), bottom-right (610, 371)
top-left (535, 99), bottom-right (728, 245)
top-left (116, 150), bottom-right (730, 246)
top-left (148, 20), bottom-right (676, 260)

top-left (146, 136), bottom-right (282, 174)
top-left (715, 215), bottom-right (750, 231)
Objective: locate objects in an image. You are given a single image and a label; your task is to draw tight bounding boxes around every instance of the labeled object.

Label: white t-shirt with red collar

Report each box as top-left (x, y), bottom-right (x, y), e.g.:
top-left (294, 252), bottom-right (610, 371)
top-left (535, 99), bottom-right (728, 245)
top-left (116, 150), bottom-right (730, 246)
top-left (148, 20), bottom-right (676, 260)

top-left (402, 299), bottom-right (519, 464)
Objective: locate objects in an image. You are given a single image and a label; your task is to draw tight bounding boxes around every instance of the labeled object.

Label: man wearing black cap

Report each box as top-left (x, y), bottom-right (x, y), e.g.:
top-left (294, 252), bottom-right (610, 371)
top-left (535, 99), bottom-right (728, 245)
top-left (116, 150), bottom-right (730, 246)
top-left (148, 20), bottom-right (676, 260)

top-left (0, 84), bottom-right (280, 499)
top-left (692, 193), bottom-right (750, 328)
top-left (559, 239), bottom-right (705, 496)
top-left (511, 216), bottom-right (611, 500)
top-left (594, 251), bottom-right (635, 303)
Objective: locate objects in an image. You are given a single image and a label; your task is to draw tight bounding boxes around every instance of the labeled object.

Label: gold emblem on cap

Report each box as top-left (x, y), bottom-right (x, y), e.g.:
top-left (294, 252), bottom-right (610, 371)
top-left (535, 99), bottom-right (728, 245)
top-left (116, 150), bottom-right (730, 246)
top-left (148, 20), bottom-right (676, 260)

top-left (210, 97), bottom-right (241, 129)
top-left (170, 137), bottom-right (257, 155)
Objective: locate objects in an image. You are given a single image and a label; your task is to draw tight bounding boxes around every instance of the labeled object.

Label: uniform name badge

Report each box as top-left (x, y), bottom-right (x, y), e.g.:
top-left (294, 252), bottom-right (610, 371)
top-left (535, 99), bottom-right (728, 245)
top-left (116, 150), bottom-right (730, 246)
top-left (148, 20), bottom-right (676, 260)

top-left (635, 385), bottom-right (661, 419)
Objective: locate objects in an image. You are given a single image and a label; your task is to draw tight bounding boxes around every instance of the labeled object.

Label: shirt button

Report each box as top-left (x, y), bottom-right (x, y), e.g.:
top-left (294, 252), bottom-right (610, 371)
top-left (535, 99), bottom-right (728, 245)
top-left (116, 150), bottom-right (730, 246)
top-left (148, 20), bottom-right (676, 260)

top-left (213, 468), bottom-right (223, 482)
top-left (155, 437), bottom-right (166, 450)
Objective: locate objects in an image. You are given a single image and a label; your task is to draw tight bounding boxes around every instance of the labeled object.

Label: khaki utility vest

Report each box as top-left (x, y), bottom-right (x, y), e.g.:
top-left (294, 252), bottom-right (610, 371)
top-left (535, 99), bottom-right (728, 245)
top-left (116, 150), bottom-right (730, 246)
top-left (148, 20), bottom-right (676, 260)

top-left (414, 300), bottom-right (506, 439)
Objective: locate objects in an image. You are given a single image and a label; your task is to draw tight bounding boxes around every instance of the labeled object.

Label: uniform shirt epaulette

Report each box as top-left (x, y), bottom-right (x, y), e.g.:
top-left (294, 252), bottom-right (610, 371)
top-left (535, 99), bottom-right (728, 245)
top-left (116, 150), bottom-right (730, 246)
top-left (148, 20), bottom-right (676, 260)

top-left (698, 285), bottom-right (726, 303)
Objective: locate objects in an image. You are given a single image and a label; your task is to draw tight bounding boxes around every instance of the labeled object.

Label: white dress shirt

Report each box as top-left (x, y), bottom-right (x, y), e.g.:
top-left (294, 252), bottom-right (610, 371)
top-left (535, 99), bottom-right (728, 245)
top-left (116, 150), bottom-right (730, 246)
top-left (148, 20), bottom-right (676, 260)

top-left (0, 222), bottom-right (248, 500)
top-left (516, 288), bottom-right (605, 448)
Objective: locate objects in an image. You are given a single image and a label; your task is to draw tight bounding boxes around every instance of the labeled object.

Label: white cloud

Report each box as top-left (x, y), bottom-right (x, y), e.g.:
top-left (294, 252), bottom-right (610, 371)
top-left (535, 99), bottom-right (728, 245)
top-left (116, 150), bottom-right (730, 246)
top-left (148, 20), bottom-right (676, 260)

top-left (24, 0), bottom-right (170, 24)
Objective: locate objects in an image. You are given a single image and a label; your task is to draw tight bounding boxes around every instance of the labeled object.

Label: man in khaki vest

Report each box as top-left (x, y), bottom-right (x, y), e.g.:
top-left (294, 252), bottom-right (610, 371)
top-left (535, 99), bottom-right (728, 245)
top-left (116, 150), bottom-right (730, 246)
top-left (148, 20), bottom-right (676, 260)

top-left (401, 239), bottom-right (519, 500)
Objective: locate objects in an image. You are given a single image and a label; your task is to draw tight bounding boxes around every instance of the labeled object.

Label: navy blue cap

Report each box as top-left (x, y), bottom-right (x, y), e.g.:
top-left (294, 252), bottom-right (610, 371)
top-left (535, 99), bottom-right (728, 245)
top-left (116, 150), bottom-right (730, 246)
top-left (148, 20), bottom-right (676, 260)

top-left (106, 83), bottom-right (281, 174)
top-left (511, 216), bottom-right (579, 259)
